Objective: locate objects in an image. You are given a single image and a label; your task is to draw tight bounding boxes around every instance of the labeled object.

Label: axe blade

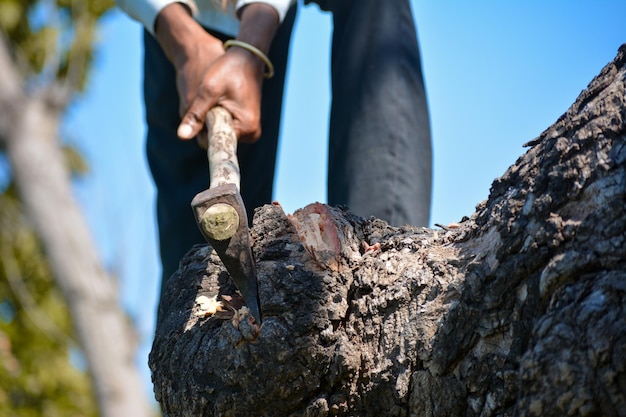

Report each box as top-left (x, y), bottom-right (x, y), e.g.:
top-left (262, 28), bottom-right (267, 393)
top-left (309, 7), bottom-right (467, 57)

top-left (191, 175), bottom-right (262, 323)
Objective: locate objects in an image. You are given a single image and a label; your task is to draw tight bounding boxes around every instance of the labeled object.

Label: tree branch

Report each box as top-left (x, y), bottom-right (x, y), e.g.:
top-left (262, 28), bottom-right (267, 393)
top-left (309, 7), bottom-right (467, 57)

top-left (0, 31), bottom-right (23, 144)
top-left (151, 44), bottom-right (626, 417)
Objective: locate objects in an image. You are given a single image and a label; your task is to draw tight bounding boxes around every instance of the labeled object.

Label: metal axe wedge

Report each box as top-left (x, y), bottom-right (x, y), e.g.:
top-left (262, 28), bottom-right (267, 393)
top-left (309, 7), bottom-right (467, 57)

top-left (190, 106), bottom-right (262, 324)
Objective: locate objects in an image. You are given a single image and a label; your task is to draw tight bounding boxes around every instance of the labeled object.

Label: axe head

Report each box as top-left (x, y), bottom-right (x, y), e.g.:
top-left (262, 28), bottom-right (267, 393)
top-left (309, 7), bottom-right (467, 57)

top-left (191, 183), bottom-right (262, 324)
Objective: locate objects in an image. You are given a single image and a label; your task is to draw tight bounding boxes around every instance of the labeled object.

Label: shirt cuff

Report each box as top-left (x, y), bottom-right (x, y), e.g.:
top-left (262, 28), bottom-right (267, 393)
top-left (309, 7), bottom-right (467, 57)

top-left (235, 0), bottom-right (295, 23)
top-left (115, 0), bottom-right (198, 35)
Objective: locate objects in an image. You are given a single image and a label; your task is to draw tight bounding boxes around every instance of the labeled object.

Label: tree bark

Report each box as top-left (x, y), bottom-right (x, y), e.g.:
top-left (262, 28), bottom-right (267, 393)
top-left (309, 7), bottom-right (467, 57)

top-left (0, 35), bottom-right (152, 417)
top-left (150, 44), bottom-right (626, 417)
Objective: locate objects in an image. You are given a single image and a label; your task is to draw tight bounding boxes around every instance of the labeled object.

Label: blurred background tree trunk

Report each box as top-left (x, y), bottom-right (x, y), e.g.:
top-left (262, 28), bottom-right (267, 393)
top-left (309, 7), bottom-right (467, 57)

top-left (0, 2), bottom-right (152, 416)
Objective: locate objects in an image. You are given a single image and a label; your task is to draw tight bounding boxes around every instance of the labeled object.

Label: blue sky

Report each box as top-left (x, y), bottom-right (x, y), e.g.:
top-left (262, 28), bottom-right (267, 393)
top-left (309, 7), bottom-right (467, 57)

top-left (64, 0), bottom-right (625, 397)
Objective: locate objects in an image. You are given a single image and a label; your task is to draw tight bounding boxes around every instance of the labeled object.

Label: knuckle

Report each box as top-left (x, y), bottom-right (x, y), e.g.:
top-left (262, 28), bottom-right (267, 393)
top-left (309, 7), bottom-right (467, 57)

top-left (184, 111), bottom-right (203, 125)
top-left (197, 79), bottom-right (219, 98)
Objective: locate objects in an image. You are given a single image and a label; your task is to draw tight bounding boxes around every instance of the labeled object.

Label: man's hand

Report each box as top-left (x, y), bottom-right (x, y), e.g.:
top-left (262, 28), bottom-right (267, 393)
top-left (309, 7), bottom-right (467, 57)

top-left (154, 3), bottom-right (225, 118)
top-left (176, 42), bottom-right (266, 144)
top-left (176, 3), bottom-right (280, 143)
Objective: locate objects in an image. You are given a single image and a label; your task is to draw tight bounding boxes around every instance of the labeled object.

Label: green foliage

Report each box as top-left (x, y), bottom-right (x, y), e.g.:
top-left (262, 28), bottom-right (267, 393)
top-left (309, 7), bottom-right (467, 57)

top-left (0, 188), bottom-right (98, 417)
top-left (0, 0), bottom-right (114, 414)
top-left (62, 145), bottom-right (90, 177)
top-left (0, 1), bottom-right (22, 32)
top-left (0, 0), bottom-right (114, 91)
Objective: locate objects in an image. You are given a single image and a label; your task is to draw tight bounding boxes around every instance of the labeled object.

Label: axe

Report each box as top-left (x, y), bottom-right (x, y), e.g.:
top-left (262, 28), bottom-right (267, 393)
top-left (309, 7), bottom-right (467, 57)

top-left (191, 106), bottom-right (262, 324)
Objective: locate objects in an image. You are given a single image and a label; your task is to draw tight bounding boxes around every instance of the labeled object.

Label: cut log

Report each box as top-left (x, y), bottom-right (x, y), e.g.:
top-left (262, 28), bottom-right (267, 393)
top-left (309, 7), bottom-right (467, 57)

top-left (149, 44), bottom-right (626, 417)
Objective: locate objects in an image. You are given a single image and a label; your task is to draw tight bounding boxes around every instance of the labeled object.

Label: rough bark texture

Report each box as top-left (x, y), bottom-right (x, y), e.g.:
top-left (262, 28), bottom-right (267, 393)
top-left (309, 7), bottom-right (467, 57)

top-left (150, 44), bottom-right (626, 417)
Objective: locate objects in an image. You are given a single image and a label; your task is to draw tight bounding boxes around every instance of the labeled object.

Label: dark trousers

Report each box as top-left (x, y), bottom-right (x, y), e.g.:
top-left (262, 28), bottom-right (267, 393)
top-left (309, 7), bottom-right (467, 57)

top-left (143, 1), bottom-right (432, 298)
top-left (325, 0), bottom-right (432, 227)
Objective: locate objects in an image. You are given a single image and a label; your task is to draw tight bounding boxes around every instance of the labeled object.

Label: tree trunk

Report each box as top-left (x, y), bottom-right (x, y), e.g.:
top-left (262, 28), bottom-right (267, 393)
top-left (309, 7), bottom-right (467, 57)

top-left (150, 44), bottom-right (626, 417)
top-left (0, 36), bottom-right (152, 417)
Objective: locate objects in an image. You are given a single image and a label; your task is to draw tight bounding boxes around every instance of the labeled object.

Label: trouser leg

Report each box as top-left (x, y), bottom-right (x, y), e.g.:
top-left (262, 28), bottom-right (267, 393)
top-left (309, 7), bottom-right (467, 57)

top-left (144, 30), bottom-right (204, 301)
top-left (143, 6), bottom-right (296, 301)
top-left (326, 0), bottom-right (432, 227)
top-left (238, 6), bottom-right (296, 223)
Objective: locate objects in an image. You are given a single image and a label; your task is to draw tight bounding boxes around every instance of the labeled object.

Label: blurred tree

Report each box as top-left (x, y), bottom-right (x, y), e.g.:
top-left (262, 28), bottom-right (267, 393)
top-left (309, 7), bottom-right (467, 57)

top-left (0, 1), bottom-right (152, 416)
top-left (0, 185), bottom-right (97, 417)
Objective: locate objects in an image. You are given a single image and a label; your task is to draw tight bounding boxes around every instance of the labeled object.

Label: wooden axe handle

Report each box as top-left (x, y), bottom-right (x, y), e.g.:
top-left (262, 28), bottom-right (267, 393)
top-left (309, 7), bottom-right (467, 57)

top-left (199, 108), bottom-right (262, 323)
top-left (207, 106), bottom-right (240, 190)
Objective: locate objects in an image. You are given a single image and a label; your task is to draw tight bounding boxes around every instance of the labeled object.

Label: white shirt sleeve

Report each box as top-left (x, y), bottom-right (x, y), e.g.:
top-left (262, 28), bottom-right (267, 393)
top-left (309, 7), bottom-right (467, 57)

top-left (236, 0), bottom-right (296, 22)
top-left (115, 0), bottom-right (196, 35)
top-left (115, 0), bottom-right (297, 36)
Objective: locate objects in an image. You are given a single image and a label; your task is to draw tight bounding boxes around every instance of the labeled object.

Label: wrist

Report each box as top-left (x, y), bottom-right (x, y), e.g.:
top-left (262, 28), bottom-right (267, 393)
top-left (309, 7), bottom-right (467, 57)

top-left (224, 40), bottom-right (274, 78)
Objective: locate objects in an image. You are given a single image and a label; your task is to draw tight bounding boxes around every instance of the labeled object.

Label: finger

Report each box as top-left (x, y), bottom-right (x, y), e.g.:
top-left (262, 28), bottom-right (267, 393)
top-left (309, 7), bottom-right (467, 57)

top-left (236, 125), bottom-right (261, 143)
top-left (196, 129), bottom-right (209, 149)
top-left (231, 109), bottom-right (262, 143)
top-left (177, 114), bottom-right (201, 140)
top-left (178, 95), bottom-right (216, 140)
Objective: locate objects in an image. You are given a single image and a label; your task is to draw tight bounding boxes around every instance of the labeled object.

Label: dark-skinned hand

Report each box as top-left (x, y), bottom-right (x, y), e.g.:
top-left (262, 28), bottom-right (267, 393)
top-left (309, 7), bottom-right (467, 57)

top-left (155, 3), bottom-right (280, 146)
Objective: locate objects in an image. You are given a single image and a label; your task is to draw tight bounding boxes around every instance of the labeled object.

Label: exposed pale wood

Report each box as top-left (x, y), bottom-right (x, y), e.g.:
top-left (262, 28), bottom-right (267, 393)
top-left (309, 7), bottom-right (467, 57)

top-left (201, 202), bottom-right (240, 240)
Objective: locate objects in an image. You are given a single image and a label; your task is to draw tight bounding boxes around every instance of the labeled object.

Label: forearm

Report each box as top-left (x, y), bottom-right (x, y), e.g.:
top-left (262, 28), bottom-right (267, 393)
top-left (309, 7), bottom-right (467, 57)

top-left (227, 3), bottom-right (280, 77)
top-left (154, 3), bottom-right (222, 68)
top-left (115, 0), bottom-right (294, 37)
top-left (237, 3), bottom-right (279, 54)
top-left (115, 0), bottom-right (198, 35)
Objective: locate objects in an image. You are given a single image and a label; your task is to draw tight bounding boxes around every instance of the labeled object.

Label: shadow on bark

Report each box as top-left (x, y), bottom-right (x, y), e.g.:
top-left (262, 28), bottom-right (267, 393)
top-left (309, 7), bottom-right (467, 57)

top-left (150, 44), bottom-right (626, 417)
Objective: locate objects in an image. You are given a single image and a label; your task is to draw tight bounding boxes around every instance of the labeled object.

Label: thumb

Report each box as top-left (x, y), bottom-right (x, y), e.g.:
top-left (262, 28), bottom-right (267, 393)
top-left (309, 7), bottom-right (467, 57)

top-left (177, 95), bottom-right (216, 140)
